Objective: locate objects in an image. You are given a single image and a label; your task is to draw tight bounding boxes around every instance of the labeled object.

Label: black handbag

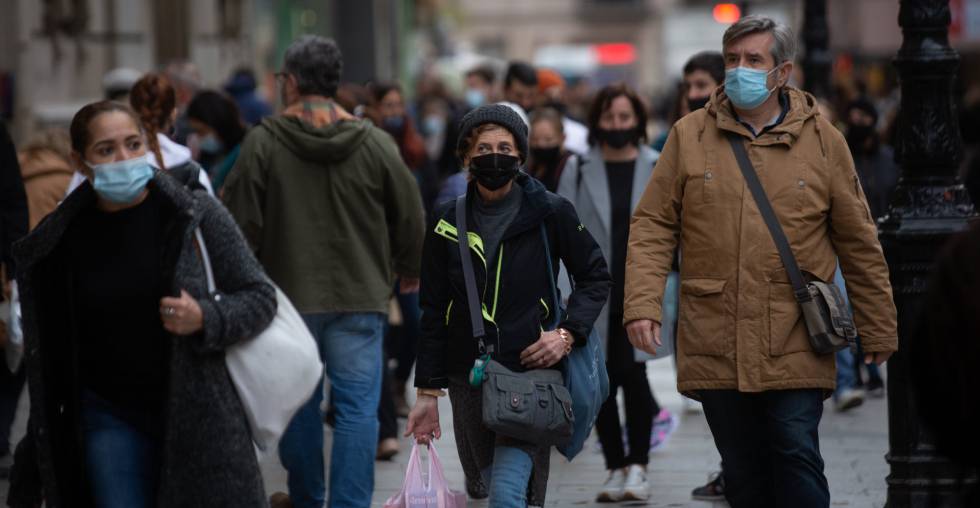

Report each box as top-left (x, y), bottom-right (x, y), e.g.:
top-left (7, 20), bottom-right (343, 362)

top-left (726, 133), bottom-right (858, 355)
top-left (454, 196), bottom-right (574, 446)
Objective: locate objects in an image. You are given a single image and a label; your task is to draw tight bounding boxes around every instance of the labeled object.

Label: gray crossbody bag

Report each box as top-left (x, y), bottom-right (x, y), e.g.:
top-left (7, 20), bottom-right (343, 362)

top-left (455, 196), bottom-right (574, 446)
top-left (727, 133), bottom-right (858, 355)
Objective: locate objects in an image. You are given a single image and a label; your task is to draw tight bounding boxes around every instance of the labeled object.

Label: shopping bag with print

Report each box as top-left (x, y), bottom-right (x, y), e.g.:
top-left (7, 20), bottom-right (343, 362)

top-left (384, 442), bottom-right (466, 508)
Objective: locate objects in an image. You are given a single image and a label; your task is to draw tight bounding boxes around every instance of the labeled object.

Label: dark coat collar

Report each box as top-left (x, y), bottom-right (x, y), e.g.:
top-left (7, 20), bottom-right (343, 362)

top-left (14, 170), bottom-right (200, 278)
top-left (465, 171), bottom-right (558, 240)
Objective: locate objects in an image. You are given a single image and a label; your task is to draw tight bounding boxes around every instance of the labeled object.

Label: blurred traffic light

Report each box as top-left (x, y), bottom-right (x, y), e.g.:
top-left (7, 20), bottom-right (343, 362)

top-left (713, 3), bottom-right (742, 24)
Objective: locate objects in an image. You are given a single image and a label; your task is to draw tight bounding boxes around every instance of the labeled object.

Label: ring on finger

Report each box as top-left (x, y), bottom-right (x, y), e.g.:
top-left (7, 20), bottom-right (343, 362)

top-left (162, 307), bottom-right (177, 316)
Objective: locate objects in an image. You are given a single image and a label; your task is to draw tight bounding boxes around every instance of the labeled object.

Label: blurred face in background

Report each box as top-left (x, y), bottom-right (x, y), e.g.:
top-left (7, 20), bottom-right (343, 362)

top-left (505, 80), bottom-right (537, 113)
top-left (684, 69), bottom-right (719, 110)
top-left (465, 74), bottom-right (493, 108)
top-left (599, 96), bottom-right (638, 133)
top-left (379, 89), bottom-right (406, 119)
top-left (530, 119), bottom-right (564, 151)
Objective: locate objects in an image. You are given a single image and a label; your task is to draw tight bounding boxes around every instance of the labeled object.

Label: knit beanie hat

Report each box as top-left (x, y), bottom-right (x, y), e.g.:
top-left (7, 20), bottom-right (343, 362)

top-left (456, 104), bottom-right (530, 163)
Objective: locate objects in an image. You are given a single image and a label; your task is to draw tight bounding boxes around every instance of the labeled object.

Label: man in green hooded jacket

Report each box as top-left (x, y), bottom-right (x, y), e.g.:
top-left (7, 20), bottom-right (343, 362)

top-left (223, 35), bottom-right (424, 508)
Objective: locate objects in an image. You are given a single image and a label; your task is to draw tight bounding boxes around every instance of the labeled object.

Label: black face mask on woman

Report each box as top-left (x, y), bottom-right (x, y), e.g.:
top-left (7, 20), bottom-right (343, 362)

top-left (531, 146), bottom-right (561, 167)
top-left (470, 153), bottom-right (520, 191)
top-left (595, 128), bottom-right (638, 149)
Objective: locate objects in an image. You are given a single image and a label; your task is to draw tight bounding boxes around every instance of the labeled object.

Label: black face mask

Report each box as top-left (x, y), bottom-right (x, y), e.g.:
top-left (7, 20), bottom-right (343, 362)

top-left (846, 124), bottom-right (875, 151)
top-left (382, 116), bottom-right (406, 136)
top-left (531, 146), bottom-right (561, 167)
top-left (688, 96), bottom-right (710, 112)
top-left (595, 128), bottom-right (638, 149)
top-left (470, 153), bottom-right (520, 191)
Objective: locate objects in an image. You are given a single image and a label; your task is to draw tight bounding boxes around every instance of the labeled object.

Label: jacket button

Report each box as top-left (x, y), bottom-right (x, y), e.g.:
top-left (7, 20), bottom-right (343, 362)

top-left (705, 171), bottom-right (713, 180)
top-left (798, 179), bottom-right (806, 188)
top-left (213, 294), bottom-right (222, 302)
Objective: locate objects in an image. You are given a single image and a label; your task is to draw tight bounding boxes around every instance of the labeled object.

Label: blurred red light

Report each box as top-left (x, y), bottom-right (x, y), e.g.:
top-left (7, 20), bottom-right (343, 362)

top-left (595, 43), bottom-right (636, 66)
top-left (713, 3), bottom-right (742, 24)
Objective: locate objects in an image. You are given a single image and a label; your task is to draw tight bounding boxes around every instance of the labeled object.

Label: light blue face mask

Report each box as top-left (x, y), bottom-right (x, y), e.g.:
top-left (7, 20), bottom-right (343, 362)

top-left (725, 65), bottom-right (781, 110)
top-left (87, 154), bottom-right (154, 204)
top-left (199, 134), bottom-right (225, 155)
top-left (464, 89), bottom-right (486, 109)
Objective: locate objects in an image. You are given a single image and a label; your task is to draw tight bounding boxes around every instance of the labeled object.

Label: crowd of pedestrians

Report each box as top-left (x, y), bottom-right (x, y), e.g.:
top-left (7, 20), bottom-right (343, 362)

top-left (8, 11), bottom-right (974, 508)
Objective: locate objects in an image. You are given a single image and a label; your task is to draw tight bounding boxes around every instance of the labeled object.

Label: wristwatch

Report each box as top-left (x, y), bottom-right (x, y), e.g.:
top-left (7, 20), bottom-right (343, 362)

top-left (556, 328), bottom-right (573, 356)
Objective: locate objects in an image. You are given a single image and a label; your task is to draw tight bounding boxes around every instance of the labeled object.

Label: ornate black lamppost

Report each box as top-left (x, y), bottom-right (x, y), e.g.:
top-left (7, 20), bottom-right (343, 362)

top-left (880, 0), bottom-right (978, 506)
top-left (801, 0), bottom-right (831, 99)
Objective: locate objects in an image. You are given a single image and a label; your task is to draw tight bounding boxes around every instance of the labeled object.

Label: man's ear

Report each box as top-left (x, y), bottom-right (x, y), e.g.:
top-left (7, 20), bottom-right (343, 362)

top-left (779, 62), bottom-right (795, 88)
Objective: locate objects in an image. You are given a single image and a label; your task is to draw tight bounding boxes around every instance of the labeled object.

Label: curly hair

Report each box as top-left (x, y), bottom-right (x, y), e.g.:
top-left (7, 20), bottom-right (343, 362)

top-left (130, 72), bottom-right (176, 171)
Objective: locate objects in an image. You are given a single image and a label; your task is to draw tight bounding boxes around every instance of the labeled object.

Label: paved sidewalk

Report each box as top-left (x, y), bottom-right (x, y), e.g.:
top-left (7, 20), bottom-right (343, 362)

top-left (0, 358), bottom-right (889, 507)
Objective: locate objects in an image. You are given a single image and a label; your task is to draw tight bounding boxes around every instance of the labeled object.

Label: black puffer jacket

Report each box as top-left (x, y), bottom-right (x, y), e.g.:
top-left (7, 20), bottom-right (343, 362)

top-left (415, 173), bottom-right (611, 388)
top-left (13, 171), bottom-right (276, 507)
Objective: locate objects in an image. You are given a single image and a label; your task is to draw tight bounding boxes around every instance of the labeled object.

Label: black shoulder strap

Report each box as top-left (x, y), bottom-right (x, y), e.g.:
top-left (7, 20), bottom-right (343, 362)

top-left (725, 133), bottom-right (811, 303)
top-left (455, 196), bottom-right (487, 342)
top-left (540, 223), bottom-right (561, 331)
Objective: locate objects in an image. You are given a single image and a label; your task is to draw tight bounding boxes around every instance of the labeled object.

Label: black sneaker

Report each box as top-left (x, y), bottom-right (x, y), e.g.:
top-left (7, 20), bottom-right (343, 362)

top-left (866, 377), bottom-right (885, 398)
top-left (691, 471), bottom-right (725, 502)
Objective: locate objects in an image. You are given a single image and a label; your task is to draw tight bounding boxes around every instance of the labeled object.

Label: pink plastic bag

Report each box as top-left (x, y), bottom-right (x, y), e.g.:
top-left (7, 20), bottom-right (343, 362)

top-left (384, 442), bottom-right (467, 508)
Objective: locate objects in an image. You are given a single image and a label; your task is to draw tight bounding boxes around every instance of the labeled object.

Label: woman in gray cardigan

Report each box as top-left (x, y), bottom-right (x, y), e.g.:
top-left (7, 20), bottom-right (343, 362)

top-left (556, 84), bottom-right (676, 503)
top-left (13, 100), bottom-right (276, 508)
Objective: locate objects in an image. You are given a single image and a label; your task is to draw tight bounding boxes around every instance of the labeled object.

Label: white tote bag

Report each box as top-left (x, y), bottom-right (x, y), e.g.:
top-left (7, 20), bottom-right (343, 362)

top-left (194, 228), bottom-right (323, 452)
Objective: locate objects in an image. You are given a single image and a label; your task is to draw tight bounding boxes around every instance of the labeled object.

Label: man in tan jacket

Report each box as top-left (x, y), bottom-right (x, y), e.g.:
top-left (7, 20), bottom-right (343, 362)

top-left (624, 16), bottom-right (898, 508)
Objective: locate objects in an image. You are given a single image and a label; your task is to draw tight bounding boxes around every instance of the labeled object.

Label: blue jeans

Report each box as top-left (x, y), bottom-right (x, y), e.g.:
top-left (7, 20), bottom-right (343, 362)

top-left (81, 392), bottom-right (162, 508)
top-left (700, 389), bottom-right (829, 508)
top-left (480, 446), bottom-right (533, 508)
top-left (278, 312), bottom-right (385, 508)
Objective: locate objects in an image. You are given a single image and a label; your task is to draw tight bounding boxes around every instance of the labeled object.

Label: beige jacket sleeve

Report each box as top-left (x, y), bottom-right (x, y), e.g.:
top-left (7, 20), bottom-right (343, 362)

top-left (825, 127), bottom-right (899, 352)
top-left (624, 127), bottom-right (684, 325)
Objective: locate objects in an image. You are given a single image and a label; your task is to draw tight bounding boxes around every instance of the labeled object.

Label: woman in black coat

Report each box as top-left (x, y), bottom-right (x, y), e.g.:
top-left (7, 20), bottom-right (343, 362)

top-left (13, 100), bottom-right (276, 507)
top-left (407, 104), bottom-right (611, 507)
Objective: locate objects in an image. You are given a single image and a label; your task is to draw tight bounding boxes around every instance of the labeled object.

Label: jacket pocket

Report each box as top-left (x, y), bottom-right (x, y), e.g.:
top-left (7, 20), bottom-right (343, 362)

top-left (678, 277), bottom-right (730, 356)
top-left (767, 270), bottom-right (810, 356)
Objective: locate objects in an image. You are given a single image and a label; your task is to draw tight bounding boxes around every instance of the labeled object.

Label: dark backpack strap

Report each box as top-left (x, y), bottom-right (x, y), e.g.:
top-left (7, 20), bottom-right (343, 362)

top-left (455, 196), bottom-right (488, 343)
top-left (726, 132), bottom-right (811, 303)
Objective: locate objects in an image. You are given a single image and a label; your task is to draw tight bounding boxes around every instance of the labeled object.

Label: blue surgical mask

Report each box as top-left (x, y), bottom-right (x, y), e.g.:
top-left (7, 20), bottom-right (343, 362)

top-left (86, 154), bottom-right (154, 204)
top-left (465, 89), bottom-right (486, 109)
top-left (199, 134), bottom-right (224, 155)
top-left (423, 115), bottom-right (445, 136)
top-left (725, 65), bottom-right (781, 110)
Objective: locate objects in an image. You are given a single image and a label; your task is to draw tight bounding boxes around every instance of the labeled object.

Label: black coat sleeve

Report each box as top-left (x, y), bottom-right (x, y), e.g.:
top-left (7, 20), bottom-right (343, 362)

top-left (414, 211), bottom-right (452, 389)
top-left (553, 198), bottom-right (611, 345)
top-left (0, 123), bottom-right (28, 276)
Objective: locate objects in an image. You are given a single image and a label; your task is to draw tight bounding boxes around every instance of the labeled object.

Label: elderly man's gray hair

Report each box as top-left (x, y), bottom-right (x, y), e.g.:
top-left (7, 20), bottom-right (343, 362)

top-left (722, 15), bottom-right (797, 66)
top-left (283, 35), bottom-right (344, 98)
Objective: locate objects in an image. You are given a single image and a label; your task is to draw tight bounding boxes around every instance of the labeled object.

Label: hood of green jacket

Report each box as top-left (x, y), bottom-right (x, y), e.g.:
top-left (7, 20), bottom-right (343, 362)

top-left (259, 116), bottom-right (374, 163)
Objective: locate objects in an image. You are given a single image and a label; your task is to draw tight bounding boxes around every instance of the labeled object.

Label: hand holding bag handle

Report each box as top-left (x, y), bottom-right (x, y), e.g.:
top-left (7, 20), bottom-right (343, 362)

top-left (725, 132), bottom-right (857, 354)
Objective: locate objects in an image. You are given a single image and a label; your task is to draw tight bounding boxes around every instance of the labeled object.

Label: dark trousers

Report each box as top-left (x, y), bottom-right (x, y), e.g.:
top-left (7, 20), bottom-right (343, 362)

top-left (594, 316), bottom-right (658, 470)
top-left (701, 389), bottom-right (829, 508)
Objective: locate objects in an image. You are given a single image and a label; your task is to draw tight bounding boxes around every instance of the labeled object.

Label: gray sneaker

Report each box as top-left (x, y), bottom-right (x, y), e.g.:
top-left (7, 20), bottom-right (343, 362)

top-left (596, 468), bottom-right (626, 503)
top-left (623, 464), bottom-right (650, 501)
top-left (835, 388), bottom-right (865, 412)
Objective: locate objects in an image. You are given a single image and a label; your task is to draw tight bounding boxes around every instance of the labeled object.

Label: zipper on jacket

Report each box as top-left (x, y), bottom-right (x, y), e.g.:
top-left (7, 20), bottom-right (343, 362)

top-left (445, 299), bottom-right (453, 325)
